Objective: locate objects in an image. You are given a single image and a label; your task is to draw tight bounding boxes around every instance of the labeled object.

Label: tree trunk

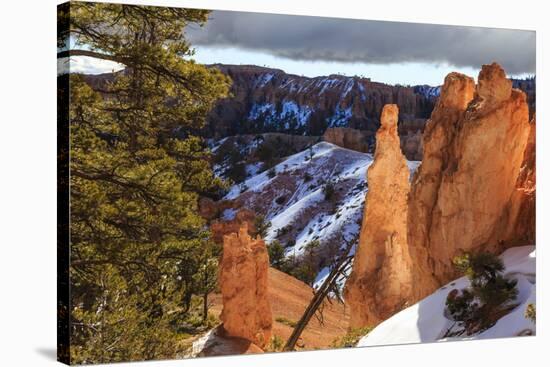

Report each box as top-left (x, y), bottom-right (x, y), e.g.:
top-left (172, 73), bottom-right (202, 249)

top-left (202, 292), bottom-right (208, 322)
top-left (283, 240), bottom-right (354, 351)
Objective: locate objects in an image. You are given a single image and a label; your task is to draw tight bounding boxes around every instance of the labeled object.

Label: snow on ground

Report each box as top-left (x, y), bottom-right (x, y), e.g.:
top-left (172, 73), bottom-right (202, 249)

top-left (244, 142), bottom-right (373, 254)
top-left (357, 246), bottom-right (536, 347)
top-left (223, 141), bottom-right (421, 285)
top-left (187, 329), bottom-right (216, 357)
top-left (245, 162), bottom-right (263, 177)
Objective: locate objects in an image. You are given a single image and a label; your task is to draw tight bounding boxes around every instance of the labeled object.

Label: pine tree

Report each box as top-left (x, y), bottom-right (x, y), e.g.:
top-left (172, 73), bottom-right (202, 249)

top-left (268, 240), bottom-right (286, 269)
top-left (254, 215), bottom-right (272, 238)
top-left (445, 252), bottom-right (518, 335)
top-left (58, 2), bottom-right (230, 363)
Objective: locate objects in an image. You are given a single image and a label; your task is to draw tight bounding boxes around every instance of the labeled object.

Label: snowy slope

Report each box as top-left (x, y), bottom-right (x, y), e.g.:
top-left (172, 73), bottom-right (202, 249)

top-left (357, 246), bottom-right (536, 347)
top-left (210, 133), bottom-right (318, 182)
top-left (223, 141), bottom-right (420, 287)
top-left (225, 143), bottom-right (373, 256)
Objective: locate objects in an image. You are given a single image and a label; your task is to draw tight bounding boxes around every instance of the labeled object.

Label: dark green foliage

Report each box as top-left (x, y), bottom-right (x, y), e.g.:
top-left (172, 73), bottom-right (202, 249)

top-left (323, 182), bottom-right (336, 201)
top-left (275, 316), bottom-right (298, 328)
top-left (266, 335), bottom-right (284, 352)
top-left (256, 140), bottom-right (280, 169)
top-left (284, 241), bottom-right (320, 286)
top-left (445, 252), bottom-right (519, 336)
top-left (331, 327), bottom-right (373, 348)
top-left (227, 162), bottom-right (247, 184)
top-left (276, 225), bottom-right (292, 237)
top-left (60, 2), bottom-right (229, 363)
top-left (525, 303), bottom-right (536, 323)
top-left (275, 195), bottom-right (286, 205)
top-left (254, 215), bottom-right (272, 238)
top-left (268, 240), bottom-right (286, 269)
top-left (225, 148), bottom-right (247, 184)
top-left (267, 168), bottom-right (277, 178)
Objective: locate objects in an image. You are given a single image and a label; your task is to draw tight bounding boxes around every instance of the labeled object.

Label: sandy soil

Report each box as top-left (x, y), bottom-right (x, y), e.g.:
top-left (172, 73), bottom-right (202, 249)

top-left (210, 267), bottom-right (350, 350)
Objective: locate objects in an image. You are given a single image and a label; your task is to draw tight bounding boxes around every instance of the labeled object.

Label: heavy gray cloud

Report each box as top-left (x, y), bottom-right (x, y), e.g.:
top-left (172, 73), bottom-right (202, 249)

top-left (186, 10), bottom-right (535, 75)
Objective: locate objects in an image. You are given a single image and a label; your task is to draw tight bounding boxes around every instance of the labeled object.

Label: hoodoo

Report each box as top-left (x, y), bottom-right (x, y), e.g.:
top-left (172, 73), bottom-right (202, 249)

top-left (407, 63), bottom-right (532, 300)
top-left (344, 104), bottom-right (413, 328)
top-left (219, 224), bottom-right (272, 348)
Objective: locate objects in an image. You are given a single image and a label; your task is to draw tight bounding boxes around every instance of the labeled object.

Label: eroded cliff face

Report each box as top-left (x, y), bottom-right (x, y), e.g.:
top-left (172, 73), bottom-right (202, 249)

top-left (496, 113), bottom-right (536, 247)
top-left (206, 65), bottom-right (437, 137)
top-left (400, 130), bottom-right (423, 161)
top-left (408, 63), bottom-right (532, 300)
top-left (219, 224), bottom-right (272, 348)
top-left (344, 104), bottom-right (413, 328)
top-left (322, 127), bottom-right (373, 153)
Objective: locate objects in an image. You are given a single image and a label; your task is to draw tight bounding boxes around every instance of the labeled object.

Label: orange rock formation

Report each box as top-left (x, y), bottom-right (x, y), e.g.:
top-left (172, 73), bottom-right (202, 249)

top-left (496, 113), bottom-right (536, 246)
top-left (210, 209), bottom-right (256, 244)
top-left (219, 224), bottom-right (272, 348)
top-left (408, 62), bottom-right (532, 300)
top-left (344, 104), bottom-right (413, 328)
top-left (345, 63), bottom-right (535, 327)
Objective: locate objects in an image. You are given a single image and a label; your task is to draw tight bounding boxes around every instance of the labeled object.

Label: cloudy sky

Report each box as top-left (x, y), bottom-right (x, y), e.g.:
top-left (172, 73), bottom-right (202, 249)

top-left (68, 9), bottom-right (536, 86)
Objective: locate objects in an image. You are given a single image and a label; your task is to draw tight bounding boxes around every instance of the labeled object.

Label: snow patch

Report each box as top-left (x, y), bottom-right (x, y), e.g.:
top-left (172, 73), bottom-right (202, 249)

top-left (357, 246), bottom-right (536, 347)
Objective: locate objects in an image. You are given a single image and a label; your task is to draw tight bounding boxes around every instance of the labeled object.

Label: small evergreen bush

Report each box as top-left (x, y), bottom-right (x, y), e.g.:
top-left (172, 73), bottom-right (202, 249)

top-left (323, 182), bottom-right (335, 201)
top-left (445, 252), bottom-right (518, 336)
top-left (331, 327), bottom-right (373, 348)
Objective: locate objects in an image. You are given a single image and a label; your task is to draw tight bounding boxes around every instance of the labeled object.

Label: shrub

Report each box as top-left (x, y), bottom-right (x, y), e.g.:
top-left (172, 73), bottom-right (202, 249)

top-left (266, 335), bottom-right (284, 352)
top-left (331, 327), bottom-right (373, 348)
top-left (267, 168), bottom-right (276, 179)
top-left (226, 162), bottom-right (247, 184)
top-left (289, 240), bottom-right (319, 286)
top-left (254, 215), bottom-right (272, 238)
top-left (292, 265), bottom-right (316, 285)
top-left (279, 254), bottom-right (298, 275)
top-left (276, 225), bottom-right (292, 237)
top-left (323, 182), bottom-right (335, 201)
top-left (275, 316), bottom-right (297, 328)
top-left (445, 252), bottom-right (518, 336)
top-left (268, 241), bottom-right (286, 269)
top-left (525, 303), bottom-right (536, 323)
top-left (275, 195), bottom-right (286, 205)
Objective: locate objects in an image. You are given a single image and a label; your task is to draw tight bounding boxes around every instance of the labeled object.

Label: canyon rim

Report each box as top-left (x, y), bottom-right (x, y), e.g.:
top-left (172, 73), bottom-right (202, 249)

top-left (58, 2), bottom-right (536, 364)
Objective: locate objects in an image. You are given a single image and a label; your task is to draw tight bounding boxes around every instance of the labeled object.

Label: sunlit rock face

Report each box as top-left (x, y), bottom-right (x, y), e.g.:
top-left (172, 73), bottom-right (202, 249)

top-left (219, 224), bottom-right (272, 348)
top-left (496, 113), bottom-right (536, 247)
top-left (408, 63), bottom-right (532, 300)
top-left (345, 104), bottom-right (413, 328)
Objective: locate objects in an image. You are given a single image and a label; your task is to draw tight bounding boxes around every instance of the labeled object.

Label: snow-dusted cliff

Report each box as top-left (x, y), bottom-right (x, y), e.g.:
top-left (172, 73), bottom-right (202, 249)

top-left (205, 64), bottom-right (439, 138)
